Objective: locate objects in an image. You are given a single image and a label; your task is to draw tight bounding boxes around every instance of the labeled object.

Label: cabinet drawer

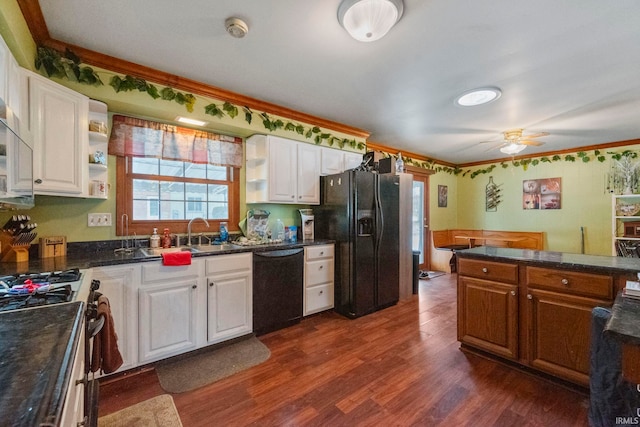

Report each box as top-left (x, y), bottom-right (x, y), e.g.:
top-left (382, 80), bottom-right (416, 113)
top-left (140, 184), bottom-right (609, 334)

top-left (305, 259), bottom-right (334, 287)
top-left (525, 266), bottom-right (612, 299)
top-left (141, 260), bottom-right (200, 284)
top-left (205, 253), bottom-right (252, 275)
top-left (305, 283), bottom-right (334, 315)
top-left (458, 258), bottom-right (518, 284)
top-left (306, 245), bottom-right (334, 261)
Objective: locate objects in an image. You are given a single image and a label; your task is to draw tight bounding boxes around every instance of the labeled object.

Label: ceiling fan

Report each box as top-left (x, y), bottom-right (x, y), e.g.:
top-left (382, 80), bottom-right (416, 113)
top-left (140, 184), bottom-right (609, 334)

top-left (482, 129), bottom-right (549, 155)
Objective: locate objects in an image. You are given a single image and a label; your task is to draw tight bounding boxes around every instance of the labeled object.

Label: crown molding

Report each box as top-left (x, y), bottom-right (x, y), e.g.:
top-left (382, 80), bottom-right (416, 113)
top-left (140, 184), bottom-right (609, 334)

top-left (16, 0), bottom-right (370, 140)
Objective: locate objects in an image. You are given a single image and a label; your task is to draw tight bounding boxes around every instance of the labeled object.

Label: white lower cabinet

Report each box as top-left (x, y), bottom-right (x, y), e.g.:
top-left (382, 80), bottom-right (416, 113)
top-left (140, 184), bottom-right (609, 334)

top-left (60, 326), bottom-right (85, 427)
top-left (304, 244), bottom-right (335, 316)
top-left (138, 261), bottom-right (202, 364)
top-left (92, 264), bottom-right (140, 372)
top-left (205, 253), bottom-right (253, 343)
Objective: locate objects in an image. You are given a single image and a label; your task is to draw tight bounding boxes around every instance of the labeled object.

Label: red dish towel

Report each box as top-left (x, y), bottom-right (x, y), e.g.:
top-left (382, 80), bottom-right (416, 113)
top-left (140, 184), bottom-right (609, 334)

top-left (162, 251), bottom-right (192, 266)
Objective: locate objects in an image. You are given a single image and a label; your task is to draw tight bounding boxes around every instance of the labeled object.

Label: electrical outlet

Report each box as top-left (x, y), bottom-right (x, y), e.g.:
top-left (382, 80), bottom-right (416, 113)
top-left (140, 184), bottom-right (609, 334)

top-left (88, 213), bottom-right (112, 227)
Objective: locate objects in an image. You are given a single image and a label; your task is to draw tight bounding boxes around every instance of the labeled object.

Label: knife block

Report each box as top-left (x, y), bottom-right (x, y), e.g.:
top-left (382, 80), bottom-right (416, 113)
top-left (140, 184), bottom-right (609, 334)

top-left (0, 233), bottom-right (29, 262)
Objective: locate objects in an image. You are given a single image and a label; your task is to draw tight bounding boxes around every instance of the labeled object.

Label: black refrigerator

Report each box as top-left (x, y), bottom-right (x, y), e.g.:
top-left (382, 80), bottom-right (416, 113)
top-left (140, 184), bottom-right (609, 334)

top-left (315, 170), bottom-right (400, 318)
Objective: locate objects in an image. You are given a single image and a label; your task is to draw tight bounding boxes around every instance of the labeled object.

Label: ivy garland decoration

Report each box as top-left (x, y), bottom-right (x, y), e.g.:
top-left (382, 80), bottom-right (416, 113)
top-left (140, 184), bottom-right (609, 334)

top-left (109, 75), bottom-right (197, 112)
top-left (35, 46), bottom-right (103, 86)
top-left (204, 103), bottom-right (364, 150)
top-left (378, 149), bottom-right (631, 178)
top-left (34, 46), bottom-right (366, 152)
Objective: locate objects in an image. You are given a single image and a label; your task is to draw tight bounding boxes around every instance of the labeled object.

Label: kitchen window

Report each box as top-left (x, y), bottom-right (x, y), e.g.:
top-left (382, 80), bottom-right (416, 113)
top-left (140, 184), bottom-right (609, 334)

top-left (109, 115), bottom-right (242, 236)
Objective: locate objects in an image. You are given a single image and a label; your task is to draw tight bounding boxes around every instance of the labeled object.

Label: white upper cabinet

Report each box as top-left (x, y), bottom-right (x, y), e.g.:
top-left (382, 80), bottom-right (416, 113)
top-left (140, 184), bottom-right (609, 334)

top-left (24, 70), bottom-right (89, 195)
top-left (246, 134), bottom-right (320, 205)
top-left (296, 142), bottom-right (320, 203)
top-left (0, 36), bottom-right (8, 105)
top-left (344, 151), bottom-right (363, 171)
top-left (320, 146), bottom-right (344, 176)
top-left (320, 147), bottom-right (363, 176)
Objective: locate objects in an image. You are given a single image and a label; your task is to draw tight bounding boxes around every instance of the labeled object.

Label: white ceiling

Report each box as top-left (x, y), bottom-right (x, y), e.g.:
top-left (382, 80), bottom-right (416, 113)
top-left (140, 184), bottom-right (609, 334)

top-left (38, 0), bottom-right (640, 164)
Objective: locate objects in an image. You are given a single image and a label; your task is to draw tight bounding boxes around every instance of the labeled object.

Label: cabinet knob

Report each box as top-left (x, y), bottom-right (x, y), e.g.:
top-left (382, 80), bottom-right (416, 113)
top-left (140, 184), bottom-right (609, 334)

top-left (320, 251), bottom-right (324, 256)
top-left (561, 278), bottom-right (569, 285)
top-left (482, 267), bottom-right (488, 273)
top-left (192, 285), bottom-right (197, 289)
top-left (34, 179), bottom-right (43, 184)
top-left (209, 282), bottom-right (214, 287)
top-left (291, 195), bottom-right (295, 199)
top-left (319, 290), bottom-right (323, 294)
top-left (527, 294), bottom-right (533, 300)
top-left (319, 265), bottom-right (323, 270)
top-left (510, 290), bottom-right (516, 296)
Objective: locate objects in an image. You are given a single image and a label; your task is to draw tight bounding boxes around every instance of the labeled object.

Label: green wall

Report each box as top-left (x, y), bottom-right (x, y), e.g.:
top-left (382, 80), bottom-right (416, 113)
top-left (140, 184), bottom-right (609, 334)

top-left (427, 149), bottom-right (627, 257)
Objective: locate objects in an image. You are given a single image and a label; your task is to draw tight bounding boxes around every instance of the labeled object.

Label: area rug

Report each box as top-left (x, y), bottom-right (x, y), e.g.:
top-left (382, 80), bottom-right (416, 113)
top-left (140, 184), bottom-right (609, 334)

top-left (98, 394), bottom-right (182, 427)
top-left (419, 270), bottom-right (446, 279)
top-left (156, 336), bottom-right (271, 393)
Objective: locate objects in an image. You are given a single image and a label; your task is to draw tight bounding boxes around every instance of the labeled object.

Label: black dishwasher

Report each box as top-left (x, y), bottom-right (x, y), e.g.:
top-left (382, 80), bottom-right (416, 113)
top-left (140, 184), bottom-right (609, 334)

top-left (253, 248), bottom-right (304, 336)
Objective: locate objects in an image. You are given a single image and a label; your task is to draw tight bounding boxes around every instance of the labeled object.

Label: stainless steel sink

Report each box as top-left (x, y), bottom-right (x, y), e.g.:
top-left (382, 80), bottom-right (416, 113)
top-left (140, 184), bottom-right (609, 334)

top-left (190, 243), bottom-right (238, 253)
top-left (138, 246), bottom-right (200, 257)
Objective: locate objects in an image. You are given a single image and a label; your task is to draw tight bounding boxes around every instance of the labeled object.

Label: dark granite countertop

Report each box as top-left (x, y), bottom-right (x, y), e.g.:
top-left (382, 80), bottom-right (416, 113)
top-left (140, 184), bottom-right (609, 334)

top-left (455, 246), bottom-right (640, 275)
top-left (605, 293), bottom-right (640, 345)
top-left (0, 302), bottom-right (84, 426)
top-left (0, 239), bottom-right (335, 276)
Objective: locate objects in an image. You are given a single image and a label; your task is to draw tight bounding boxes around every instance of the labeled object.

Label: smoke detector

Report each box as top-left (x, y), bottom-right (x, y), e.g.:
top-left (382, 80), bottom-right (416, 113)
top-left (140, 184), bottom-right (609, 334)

top-left (225, 18), bottom-right (248, 38)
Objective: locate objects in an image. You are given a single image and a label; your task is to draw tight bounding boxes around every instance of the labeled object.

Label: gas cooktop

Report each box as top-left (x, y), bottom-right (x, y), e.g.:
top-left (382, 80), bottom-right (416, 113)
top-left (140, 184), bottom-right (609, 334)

top-left (0, 268), bottom-right (82, 312)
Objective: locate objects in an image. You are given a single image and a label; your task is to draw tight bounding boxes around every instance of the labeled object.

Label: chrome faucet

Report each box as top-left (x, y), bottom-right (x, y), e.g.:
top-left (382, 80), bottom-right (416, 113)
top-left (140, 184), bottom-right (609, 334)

top-left (187, 217), bottom-right (210, 246)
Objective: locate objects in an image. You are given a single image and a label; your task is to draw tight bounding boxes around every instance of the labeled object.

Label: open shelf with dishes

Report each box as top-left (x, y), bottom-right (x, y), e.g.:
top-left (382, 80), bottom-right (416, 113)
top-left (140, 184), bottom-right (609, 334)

top-left (87, 99), bottom-right (108, 199)
top-left (612, 194), bottom-right (640, 257)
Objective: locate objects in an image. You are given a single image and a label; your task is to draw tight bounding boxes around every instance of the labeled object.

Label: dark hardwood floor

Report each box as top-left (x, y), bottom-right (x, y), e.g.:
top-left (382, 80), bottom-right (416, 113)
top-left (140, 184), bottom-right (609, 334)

top-left (99, 273), bottom-right (590, 426)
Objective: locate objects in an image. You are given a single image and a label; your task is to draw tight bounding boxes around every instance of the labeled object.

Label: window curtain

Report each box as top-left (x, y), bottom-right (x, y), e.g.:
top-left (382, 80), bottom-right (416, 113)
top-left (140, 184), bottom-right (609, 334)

top-left (108, 115), bottom-right (243, 168)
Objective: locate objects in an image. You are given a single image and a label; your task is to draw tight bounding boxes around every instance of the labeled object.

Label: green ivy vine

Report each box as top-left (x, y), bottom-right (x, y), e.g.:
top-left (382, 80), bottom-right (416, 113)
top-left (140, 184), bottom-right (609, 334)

top-left (375, 148), bottom-right (634, 178)
top-left (204, 103), bottom-right (365, 150)
top-left (35, 46), bottom-right (103, 86)
top-left (34, 46), bottom-right (366, 152)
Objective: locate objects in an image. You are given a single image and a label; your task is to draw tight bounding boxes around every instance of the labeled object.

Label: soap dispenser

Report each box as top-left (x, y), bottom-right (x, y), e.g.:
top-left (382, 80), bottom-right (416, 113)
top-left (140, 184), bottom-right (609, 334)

top-left (150, 228), bottom-right (160, 248)
top-left (161, 228), bottom-right (172, 248)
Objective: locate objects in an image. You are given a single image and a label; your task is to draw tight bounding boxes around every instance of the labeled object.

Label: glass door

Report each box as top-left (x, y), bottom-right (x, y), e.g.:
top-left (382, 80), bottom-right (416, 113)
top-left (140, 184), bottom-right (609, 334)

top-left (412, 175), bottom-right (429, 271)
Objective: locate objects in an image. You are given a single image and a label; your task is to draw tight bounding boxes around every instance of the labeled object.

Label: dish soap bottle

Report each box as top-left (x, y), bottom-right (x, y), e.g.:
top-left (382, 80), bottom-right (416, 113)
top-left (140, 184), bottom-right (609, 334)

top-left (150, 228), bottom-right (160, 248)
top-left (219, 222), bottom-right (228, 242)
top-left (162, 228), bottom-right (172, 248)
top-left (275, 219), bottom-right (285, 241)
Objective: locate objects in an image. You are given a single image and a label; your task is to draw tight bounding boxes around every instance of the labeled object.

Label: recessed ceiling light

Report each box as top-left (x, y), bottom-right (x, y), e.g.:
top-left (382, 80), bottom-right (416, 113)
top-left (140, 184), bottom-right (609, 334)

top-left (455, 87), bottom-right (502, 107)
top-left (176, 116), bottom-right (207, 127)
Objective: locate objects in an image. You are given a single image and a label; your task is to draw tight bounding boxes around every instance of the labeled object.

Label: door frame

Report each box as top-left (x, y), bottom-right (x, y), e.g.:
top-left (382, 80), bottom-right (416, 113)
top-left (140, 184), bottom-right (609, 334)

top-left (406, 165), bottom-right (434, 271)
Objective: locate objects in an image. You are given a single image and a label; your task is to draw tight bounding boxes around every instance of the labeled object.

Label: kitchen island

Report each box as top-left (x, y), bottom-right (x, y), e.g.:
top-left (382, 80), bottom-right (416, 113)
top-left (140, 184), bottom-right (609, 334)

top-left (456, 246), bottom-right (640, 387)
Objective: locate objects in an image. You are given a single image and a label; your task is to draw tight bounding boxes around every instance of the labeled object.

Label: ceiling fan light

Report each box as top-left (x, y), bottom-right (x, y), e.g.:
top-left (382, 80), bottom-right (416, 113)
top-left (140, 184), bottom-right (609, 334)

top-left (500, 143), bottom-right (527, 155)
top-left (338, 0), bottom-right (404, 42)
top-left (455, 87), bottom-right (502, 107)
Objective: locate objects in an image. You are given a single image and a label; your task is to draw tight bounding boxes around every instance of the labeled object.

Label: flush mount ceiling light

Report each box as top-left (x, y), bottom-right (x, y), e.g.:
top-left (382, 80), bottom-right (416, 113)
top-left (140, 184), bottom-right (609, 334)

top-left (500, 142), bottom-right (527, 155)
top-left (338, 0), bottom-right (404, 42)
top-left (176, 116), bottom-right (207, 127)
top-left (455, 87), bottom-right (502, 107)
top-left (225, 17), bottom-right (249, 38)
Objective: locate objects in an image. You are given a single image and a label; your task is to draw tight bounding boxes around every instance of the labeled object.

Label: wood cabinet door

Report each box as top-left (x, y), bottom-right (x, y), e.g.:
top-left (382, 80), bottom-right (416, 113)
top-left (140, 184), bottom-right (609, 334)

top-left (296, 143), bottom-right (320, 204)
top-left (525, 288), bottom-right (606, 386)
top-left (268, 136), bottom-right (297, 202)
top-left (29, 73), bottom-right (87, 194)
top-left (139, 280), bottom-right (198, 363)
top-left (458, 276), bottom-right (518, 360)
top-left (207, 271), bottom-right (252, 344)
top-left (92, 265), bottom-right (140, 372)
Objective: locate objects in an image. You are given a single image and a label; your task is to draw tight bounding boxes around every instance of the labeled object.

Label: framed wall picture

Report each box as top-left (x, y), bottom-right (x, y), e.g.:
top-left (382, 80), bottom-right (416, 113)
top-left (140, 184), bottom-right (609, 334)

top-left (523, 178), bottom-right (561, 210)
top-left (438, 185), bottom-right (448, 207)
